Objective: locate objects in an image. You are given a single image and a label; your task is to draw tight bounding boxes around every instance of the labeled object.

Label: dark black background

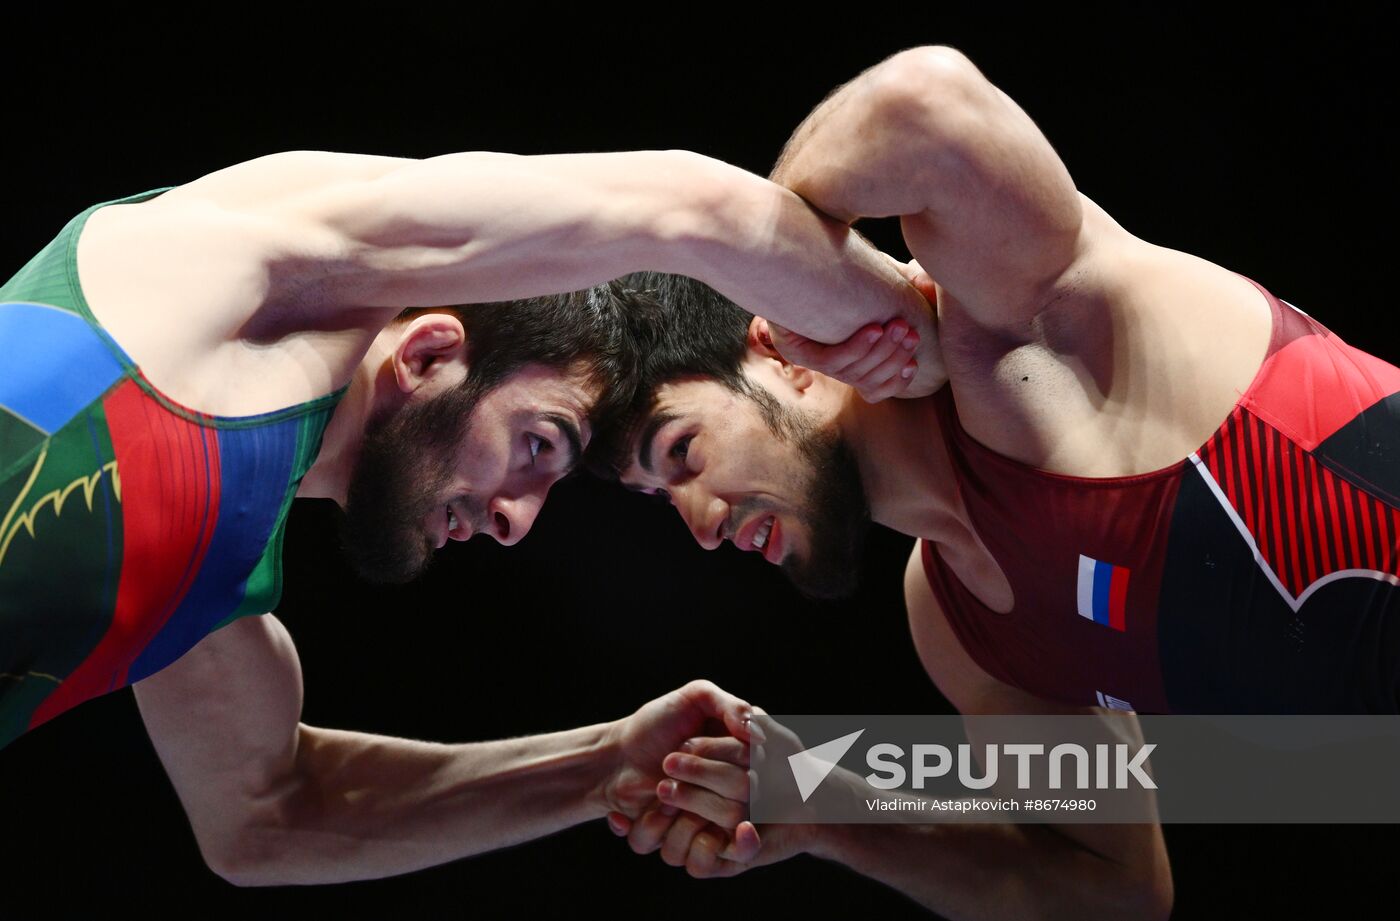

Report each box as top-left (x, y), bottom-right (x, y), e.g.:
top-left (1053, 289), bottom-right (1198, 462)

top-left (3, 7), bottom-right (1396, 918)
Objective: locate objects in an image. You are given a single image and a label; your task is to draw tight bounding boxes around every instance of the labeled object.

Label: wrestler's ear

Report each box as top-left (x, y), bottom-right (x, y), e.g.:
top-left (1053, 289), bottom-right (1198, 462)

top-left (393, 312), bottom-right (468, 394)
top-left (746, 316), bottom-right (817, 392)
top-left (747, 316), bottom-right (783, 360)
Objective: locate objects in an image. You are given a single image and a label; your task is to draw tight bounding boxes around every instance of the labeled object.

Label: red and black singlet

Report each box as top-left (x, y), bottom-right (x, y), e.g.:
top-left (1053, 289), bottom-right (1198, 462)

top-left (922, 278), bottom-right (1400, 714)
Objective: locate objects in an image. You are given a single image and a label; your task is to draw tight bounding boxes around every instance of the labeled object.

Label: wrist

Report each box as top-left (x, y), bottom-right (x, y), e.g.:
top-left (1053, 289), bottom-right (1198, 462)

top-left (805, 821), bottom-right (855, 863)
top-left (803, 767), bottom-right (875, 863)
top-left (589, 716), bottom-right (628, 816)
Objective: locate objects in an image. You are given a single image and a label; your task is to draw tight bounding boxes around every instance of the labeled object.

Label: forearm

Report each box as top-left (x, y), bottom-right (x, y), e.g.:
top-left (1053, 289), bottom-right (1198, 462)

top-left (810, 819), bottom-right (1169, 921)
top-left (672, 164), bottom-right (933, 344)
top-left (320, 149), bottom-right (929, 345)
top-left (216, 719), bottom-right (621, 886)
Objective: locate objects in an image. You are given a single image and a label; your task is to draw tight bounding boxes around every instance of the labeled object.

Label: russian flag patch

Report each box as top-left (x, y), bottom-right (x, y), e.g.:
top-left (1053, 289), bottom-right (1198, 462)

top-left (1077, 555), bottom-right (1130, 631)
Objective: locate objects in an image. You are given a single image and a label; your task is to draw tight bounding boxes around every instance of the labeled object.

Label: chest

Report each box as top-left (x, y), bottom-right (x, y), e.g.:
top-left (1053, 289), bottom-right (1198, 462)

top-left (919, 459), bottom-right (1187, 714)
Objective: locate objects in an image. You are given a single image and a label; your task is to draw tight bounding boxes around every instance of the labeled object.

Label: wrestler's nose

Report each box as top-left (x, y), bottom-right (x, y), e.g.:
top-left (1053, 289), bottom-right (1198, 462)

top-left (673, 483), bottom-right (727, 551)
top-left (488, 493), bottom-right (544, 546)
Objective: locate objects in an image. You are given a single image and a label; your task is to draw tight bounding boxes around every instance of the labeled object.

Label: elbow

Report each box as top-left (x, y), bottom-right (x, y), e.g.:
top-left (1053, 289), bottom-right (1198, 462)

top-left (200, 827), bottom-right (288, 888)
top-left (865, 46), bottom-right (991, 133)
top-left (209, 860), bottom-right (271, 889)
top-left (192, 791), bottom-right (303, 887)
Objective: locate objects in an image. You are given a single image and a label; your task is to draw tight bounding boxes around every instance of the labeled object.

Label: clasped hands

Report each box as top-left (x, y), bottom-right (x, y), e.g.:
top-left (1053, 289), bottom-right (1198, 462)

top-left (768, 256), bottom-right (945, 403)
top-left (600, 680), bottom-right (812, 879)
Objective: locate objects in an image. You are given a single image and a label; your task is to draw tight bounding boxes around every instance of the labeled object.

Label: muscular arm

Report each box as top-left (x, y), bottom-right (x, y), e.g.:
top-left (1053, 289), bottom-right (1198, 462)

top-left (133, 613), bottom-right (752, 886)
top-left (151, 148), bottom-right (931, 345)
top-left (770, 45), bottom-right (1087, 330)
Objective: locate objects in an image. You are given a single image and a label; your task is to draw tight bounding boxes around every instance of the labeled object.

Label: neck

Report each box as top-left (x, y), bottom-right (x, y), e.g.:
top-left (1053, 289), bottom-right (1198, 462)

top-left (296, 338), bottom-right (396, 506)
top-left (830, 383), bottom-right (966, 542)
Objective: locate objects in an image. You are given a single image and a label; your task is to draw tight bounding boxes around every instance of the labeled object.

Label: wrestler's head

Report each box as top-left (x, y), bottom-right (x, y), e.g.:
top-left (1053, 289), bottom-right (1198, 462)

top-left (596, 273), bottom-right (871, 600)
top-left (342, 285), bottom-right (635, 584)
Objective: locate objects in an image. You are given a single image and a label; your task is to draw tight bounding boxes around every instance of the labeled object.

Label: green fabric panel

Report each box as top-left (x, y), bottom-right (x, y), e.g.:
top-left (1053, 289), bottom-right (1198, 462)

top-left (0, 401), bottom-right (123, 748)
top-left (0, 219), bottom-right (83, 312)
top-left (212, 396), bottom-right (341, 631)
top-left (0, 408), bottom-right (46, 462)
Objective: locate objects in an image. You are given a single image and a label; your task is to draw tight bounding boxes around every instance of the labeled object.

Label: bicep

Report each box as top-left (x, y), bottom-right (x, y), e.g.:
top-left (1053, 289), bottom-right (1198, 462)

top-left (133, 614), bottom-right (304, 833)
top-left (892, 49), bottom-right (1087, 328)
top-left (783, 46), bottom-right (1089, 329)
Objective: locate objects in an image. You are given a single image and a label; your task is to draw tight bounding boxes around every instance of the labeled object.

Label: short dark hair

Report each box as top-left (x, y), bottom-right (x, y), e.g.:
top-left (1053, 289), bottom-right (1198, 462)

top-left (587, 272), bottom-right (758, 476)
top-left (397, 281), bottom-right (646, 440)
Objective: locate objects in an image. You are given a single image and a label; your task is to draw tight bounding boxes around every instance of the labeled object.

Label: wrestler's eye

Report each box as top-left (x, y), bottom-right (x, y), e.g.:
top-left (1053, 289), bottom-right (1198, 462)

top-left (670, 435), bottom-right (693, 462)
top-left (526, 433), bottom-right (551, 465)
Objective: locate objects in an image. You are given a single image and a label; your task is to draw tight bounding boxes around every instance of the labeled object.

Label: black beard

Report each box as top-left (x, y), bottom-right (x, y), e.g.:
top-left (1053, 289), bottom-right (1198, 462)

top-left (339, 382), bottom-right (484, 584)
top-left (780, 424), bottom-right (872, 600)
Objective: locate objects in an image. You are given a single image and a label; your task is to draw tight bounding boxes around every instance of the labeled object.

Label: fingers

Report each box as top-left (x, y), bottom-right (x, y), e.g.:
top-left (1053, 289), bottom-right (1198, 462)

top-left (769, 320), bottom-right (885, 374)
top-left (676, 735), bottom-right (750, 767)
top-left (719, 820), bottom-right (763, 863)
top-left (623, 806), bottom-right (680, 855)
top-left (857, 352), bottom-right (920, 401)
top-left (613, 810), bottom-right (762, 880)
top-left (906, 259), bottom-right (938, 302)
top-left (858, 368), bottom-right (918, 403)
top-left (664, 750), bottom-right (748, 801)
top-left (685, 822), bottom-right (762, 879)
top-left (677, 828), bottom-right (754, 879)
top-left (675, 679), bottom-right (755, 742)
top-left (659, 811), bottom-right (710, 867)
top-left (658, 777), bottom-right (746, 830)
top-left (685, 829), bottom-right (751, 879)
top-left (681, 827), bottom-right (724, 877)
top-left (770, 319), bottom-right (918, 403)
top-left (606, 811), bottom-right (631, 836)
top-left (848, 321), bottom-right (919, 403)
top-left (689, 856), bottom-right (750, 879)
top-left (775, 319), bottom-right (916, 383)
top-left (843, 319), bottom-right (917, 381)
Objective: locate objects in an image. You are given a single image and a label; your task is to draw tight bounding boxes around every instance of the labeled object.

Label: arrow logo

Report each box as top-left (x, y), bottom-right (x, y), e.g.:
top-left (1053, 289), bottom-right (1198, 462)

top-left (787, 729), bottom-right (865, 802)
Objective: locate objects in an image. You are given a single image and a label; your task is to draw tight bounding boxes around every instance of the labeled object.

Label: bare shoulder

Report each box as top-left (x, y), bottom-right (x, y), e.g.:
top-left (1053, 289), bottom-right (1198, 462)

top-left (942, 195), bottom-right (1273, 476)
top-left (75, 152), bottom-right (403, 414)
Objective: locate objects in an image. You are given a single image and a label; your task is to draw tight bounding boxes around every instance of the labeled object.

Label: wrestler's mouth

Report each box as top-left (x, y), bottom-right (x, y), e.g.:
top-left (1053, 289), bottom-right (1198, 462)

top-left (447, 501), bottom-right (473, 542)
top-left (434, 501), bottom-right (473, 549)
top-left (735, 514), bottom-right (783, 564)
